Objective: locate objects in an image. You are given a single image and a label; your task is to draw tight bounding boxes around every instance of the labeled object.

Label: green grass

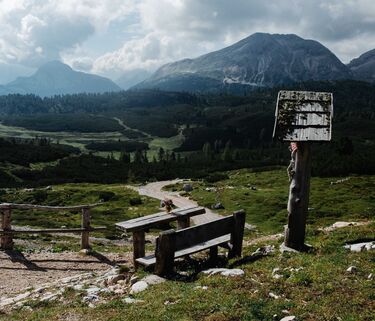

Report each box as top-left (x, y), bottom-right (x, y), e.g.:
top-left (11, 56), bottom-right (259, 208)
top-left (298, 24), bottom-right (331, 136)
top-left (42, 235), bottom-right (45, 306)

top-left (166, 169), bottom-right (375, 234)
top-left (3, 223), bottom-right (374, 321)
top-left (0, 183), bottom-right (160, 239)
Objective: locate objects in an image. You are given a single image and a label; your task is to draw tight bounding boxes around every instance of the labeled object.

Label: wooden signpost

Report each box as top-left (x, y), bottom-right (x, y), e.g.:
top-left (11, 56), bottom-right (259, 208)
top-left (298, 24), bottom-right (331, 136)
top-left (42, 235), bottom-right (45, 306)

top-left (273, 90), bottom-right (333, 251)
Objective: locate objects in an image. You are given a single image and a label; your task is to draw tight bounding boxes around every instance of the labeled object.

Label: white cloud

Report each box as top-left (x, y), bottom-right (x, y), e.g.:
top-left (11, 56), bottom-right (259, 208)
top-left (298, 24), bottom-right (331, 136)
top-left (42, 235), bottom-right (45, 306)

top-left (0, 0), bottom-right (375, 81)
top-left (0, 0), bottom-right (136, 67)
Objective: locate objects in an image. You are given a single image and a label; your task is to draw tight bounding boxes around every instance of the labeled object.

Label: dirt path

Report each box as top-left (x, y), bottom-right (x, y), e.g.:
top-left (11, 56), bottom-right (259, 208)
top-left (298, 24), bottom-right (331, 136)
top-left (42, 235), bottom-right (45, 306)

top-left (112, 117), bottom-right (152, 138)
top-left (0, 251), bottom-right (130, 298)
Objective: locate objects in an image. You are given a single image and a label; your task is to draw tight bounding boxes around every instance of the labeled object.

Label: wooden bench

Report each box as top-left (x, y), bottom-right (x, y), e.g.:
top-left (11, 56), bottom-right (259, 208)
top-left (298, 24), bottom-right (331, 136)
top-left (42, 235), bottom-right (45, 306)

top-left (136, 210), bottom-right (246, 276)
top-left (115, 206), bottom-right (206, 266)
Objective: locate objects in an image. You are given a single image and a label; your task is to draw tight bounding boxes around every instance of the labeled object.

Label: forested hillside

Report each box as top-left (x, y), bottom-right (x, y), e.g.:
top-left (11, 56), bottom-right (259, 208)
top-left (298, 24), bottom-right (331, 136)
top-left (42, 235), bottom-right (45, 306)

top-left (0, 80), bottom-right (374, 187)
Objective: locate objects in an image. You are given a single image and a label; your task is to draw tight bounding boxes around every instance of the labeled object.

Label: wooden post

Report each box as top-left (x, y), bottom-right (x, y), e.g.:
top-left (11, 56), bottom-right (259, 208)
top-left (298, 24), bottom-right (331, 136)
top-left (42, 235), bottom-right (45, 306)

top-left (177, 217), bottom-right (190, 229)
top-left (285, 142), bottom-right (312, 251)
top-left (81, 208), bottom-right (91, 250)
top-left (229, 210), bottom-right (246, 258)
top-left (132, 230), bottom-right (145, 268)
top-left (1, 208), bottom-right (13, 250)
top-left (209, 246), bottom-right (218, 264)
top-left (155, 229), bottom-right (176, 276)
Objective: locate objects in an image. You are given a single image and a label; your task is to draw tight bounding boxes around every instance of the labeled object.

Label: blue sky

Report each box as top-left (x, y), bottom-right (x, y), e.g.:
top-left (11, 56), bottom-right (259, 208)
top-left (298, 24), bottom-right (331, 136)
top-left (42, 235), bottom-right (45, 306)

top-left (0, 0), bottom-right (374, 83)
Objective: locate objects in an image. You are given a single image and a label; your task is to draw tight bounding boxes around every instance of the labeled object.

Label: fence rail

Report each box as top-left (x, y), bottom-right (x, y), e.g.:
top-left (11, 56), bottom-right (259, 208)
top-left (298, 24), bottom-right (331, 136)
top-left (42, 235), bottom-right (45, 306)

top-left (0, 203), bottom-right (106, 251)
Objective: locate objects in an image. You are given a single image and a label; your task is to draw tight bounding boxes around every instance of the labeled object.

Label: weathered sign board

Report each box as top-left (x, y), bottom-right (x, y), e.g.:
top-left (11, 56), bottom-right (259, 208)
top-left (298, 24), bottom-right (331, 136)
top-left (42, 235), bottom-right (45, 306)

top-left (273, 90), bottom-right (333, 142)
top-left (273, 90), bottom-right (333, 251)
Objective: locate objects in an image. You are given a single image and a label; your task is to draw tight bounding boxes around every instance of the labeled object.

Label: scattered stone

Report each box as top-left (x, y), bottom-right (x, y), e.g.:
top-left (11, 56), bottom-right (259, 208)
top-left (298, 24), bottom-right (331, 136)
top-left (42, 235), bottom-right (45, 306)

top-left (272, 268), bottom-right (283, 279)
top-left (86, 287), bottom-right (101, 295)
top-left (82, 294), bottom-right (99, 303)
top-left (280, 316), bottom-right (296, 321)
top-left (107, 274), bottom-right (126, 285)
top-left (130, 275), bottom-right (139, 285)
top-left (269, 292), bottom-right (280, 299)
top-left (194, 286), bottom-right (208, 290)
top-left (322, 221), bottom-right (368, 232)
top-left (123, 297), bottom-right (144, 304)
top-left (202, 268), bottom-right (244, 277)
top-left (130, 281), bottom-right (148, 294)
top-left (346, 266), bottom-right (357, 273)
top-left (211, 202), bottom-right (225, 210)
top-left (252, 245), bottom-right (275, 258)
top-left (368, 273), bottom-right (373, 280)
top-left (142, 274), bottom-right (166, 285)
top-left (344, 241), bottom-right (374, 252)
top-left (164, 300), bottom-right (180, 305)
top-left (79, 249), bottom-right (92, 255)
top-left (40, 293), bottom-right (59, 302)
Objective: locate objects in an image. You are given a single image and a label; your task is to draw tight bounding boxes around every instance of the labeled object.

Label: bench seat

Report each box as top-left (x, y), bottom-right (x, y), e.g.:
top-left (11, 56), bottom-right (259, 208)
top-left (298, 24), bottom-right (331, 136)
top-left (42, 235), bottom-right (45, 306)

top-left (136, 234), bottom-right (231, 267)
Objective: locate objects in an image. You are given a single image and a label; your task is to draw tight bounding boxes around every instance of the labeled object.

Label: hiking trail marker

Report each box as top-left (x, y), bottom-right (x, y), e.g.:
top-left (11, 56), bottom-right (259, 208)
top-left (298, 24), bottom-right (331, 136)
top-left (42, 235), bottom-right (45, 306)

top-left (273, 90), bottom-right (333, 251)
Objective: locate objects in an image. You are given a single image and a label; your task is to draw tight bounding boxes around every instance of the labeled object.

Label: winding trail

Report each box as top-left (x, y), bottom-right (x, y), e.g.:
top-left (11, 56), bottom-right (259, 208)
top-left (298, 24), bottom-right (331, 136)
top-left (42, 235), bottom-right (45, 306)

top-left (128, 180), bottom-right (256, 231)
top-left (127, 179), bottom-right (222, 225)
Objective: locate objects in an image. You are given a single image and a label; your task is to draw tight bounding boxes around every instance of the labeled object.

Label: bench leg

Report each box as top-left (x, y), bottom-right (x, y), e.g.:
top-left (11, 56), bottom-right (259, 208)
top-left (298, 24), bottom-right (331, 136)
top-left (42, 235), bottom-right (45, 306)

top-left (177, 217), bottom-right (190, 229)
top-left (133, 231), bottom-right (145, 268)
top-left (209, 246), bottom-right (218, 264)
top-left (155, 230), bottom-right (176, 276)
top-left (229, 210), bottom-right (246, 258)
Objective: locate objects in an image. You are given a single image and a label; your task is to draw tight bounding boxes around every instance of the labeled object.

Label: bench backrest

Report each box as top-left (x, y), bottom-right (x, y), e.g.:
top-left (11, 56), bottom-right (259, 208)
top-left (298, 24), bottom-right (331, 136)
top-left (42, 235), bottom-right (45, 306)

top-left (174, 215), bottom-right (233, 251)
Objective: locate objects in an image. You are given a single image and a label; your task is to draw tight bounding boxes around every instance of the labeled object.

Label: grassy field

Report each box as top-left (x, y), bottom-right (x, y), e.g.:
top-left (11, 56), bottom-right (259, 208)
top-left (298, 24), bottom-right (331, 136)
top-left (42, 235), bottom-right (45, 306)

top-left (165, 169), bottom-right (375, 234)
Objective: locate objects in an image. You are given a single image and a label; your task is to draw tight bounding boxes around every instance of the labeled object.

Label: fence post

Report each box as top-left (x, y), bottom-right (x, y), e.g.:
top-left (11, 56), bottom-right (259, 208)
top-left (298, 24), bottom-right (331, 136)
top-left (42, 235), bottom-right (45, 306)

top-left (1, 207), bottom-right (14, 250)
top-left (229, 210), bottom-right (246, 258)
top-left (81, 208), bottom-right (91, 250)
top-left (155, 229), bottom-right (176, 276)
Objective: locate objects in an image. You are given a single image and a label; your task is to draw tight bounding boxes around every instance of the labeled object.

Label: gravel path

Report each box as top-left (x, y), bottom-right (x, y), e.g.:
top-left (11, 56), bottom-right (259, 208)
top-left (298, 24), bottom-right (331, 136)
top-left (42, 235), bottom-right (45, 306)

top-left (128, 179), bottom-right (222, 225)
top-left (0, 251), bottom-right (130, 298)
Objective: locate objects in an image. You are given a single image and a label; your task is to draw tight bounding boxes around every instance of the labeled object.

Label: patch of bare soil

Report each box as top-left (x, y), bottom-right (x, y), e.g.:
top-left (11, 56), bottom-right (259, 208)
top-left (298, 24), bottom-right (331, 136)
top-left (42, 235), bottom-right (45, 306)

top-left (0, 251), bottom-right (130, 298)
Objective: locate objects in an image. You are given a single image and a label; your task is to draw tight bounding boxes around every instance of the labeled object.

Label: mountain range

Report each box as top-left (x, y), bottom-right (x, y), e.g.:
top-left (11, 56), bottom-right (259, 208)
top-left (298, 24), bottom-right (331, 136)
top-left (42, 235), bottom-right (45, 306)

top-left (0, 61), bottom-right (120, 97)
top-left (0, 33), bottom-right (374, 97)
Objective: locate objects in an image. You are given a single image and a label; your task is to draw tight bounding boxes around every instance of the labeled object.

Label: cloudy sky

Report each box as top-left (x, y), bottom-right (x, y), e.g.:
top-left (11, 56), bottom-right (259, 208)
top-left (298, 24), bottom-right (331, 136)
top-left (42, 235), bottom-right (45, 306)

top-left (0, 0), bottom-right (374, 83)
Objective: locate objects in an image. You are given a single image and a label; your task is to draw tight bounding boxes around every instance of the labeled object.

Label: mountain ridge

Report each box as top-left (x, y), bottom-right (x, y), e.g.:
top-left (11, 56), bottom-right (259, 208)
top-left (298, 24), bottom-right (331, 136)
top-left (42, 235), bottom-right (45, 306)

top-left (135, 32), bottom-right (354, 92)
top-left (2, 61), bottom-right (121, 97)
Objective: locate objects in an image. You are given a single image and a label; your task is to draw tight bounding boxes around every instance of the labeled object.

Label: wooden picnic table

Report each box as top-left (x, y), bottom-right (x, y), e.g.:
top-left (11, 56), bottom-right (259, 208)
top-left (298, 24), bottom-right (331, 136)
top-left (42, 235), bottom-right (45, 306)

top-left (115, 206), bottom-right (205, 266)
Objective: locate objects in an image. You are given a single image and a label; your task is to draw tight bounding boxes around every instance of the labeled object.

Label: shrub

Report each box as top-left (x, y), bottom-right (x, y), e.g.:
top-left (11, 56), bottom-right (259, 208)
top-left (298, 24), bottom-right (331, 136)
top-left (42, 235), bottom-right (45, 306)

top-left (129, 197), bottom-right (142, 206)
top-left (98, 191), bottom-right (116, 202)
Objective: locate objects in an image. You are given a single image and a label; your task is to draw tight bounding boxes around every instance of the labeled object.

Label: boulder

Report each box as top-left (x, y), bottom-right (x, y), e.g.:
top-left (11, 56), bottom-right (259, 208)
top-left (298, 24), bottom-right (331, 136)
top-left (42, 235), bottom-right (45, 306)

top-left (211, 202), bottom-right (225, 210)
top-left (141, 274), bottom-right (166, 285)
top-left (130, 281), bottom-right (148, 294)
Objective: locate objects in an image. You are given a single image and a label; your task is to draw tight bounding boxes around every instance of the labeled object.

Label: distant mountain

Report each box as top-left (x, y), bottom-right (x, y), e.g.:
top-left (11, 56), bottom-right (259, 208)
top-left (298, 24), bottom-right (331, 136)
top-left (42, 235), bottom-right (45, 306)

top-left (1, 61), bottom-right (121, 97)
top-left (135, 33), bottom-right (352, 92)
top-left (348, 49), bottom-right (375, 83)
top-left (116, 69), bottom-right (152, 90)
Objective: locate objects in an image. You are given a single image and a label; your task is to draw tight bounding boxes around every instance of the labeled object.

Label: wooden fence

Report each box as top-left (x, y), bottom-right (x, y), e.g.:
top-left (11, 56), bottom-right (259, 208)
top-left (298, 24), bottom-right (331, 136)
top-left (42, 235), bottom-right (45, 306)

top-left (0, 203), bottom-right (106, 251)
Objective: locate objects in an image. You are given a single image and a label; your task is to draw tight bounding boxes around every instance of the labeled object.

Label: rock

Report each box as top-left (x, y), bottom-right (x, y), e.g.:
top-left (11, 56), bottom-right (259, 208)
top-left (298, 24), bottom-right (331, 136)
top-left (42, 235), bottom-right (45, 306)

top-left (86, 287), bottom-right (101, 295)
top-left (322, 221), bottom-right (367, 232)
top-left (40, 293), bottom-right (59, 302)
top-left (142, 274), bottom-right (166, 285)
top-left (269, 292), bottom-right (280, 299)
top-left (82, 294), bottom-right (99, 303)
top-left (280, 317), bottom-right (296, 321)
top-left (346, 266), bottom-right (357, 273)
top-left (183, 184), bottom-right (193, 192)
top-left (279, 243), bottom-right (300, 253)
top-left (123, 297), bottom-right (144, 304)
top-left (344, 241), bottom-right (374, 252)
top-left (272, 268), bottom-right (283, 279)
top-left (107, 274), bottom-right (126, 285)
top-left (73, 284), bottom-right (84, 291)
top-left (202, 268), bottom-right (244, 277)
top-left (194, 285), bottom-right (208, 290)
top-left (368, 273), bottom-right (373, 280)
top-left (130, 275), bottom-right (139, 285)
top-left (211, 202), bottom-right (225, 210)
top-left (130, 281), bottom-right (148, 294)
top-left (79, 249), bottom-right (93, 255)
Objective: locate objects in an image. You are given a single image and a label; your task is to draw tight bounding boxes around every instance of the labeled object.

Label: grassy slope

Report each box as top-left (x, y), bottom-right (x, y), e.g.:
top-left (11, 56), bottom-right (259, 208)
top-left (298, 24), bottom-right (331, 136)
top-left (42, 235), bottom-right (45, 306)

top-left (167, 169), bottom-right (375, 234)
top-left (2, 223), bottom-right (374, 321)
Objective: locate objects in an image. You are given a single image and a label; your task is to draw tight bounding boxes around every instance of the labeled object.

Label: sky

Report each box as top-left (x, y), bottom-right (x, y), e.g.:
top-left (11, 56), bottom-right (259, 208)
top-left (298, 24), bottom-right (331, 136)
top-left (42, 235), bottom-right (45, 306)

top-left (0, 0), bottom-right (375, 84)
